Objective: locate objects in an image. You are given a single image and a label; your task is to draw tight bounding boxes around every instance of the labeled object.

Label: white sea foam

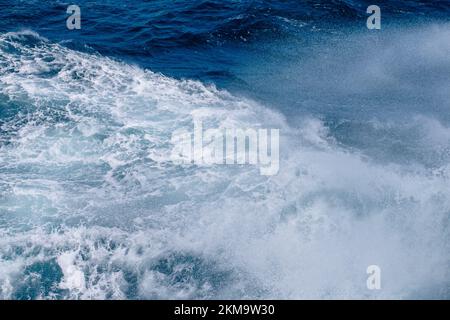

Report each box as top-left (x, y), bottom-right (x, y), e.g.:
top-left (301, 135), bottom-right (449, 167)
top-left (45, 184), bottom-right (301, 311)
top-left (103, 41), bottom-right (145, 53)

top-left (0, 30), bottom-right (449, 299)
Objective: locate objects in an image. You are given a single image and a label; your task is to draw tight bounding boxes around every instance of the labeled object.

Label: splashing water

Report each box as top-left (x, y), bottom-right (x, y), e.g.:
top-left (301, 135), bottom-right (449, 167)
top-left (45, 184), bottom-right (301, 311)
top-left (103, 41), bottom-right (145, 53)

top-left (0, 24), bottom-right (449, 300)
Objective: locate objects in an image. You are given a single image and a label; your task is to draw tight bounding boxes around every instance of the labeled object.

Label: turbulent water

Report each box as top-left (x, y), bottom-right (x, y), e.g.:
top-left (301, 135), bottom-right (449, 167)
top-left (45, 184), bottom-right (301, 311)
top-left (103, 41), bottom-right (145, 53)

top-left (0, 1), bottom-right (449, 299)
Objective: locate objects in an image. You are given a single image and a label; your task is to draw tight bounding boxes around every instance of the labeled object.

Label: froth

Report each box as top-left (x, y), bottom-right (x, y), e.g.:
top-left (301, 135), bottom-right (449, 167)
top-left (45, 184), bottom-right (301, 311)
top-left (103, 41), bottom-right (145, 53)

top-left (0, 31), bottom-right (449, 299)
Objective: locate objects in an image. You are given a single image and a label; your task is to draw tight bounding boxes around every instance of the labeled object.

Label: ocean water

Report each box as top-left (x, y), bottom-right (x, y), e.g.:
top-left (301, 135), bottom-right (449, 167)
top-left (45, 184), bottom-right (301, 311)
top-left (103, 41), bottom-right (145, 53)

top-left (0, 0), bottom-right (449, 299)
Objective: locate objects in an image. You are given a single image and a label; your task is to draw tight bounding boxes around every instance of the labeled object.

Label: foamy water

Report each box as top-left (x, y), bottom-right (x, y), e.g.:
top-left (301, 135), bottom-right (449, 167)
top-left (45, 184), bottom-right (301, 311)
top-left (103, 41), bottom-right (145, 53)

top-left (0, 28), bottom-right (449, 299)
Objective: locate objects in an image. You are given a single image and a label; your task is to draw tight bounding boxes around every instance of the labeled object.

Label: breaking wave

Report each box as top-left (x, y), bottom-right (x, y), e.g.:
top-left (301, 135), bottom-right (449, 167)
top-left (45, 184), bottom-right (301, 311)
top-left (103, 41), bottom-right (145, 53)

top-left (0, 30), bottom-right (449, 299)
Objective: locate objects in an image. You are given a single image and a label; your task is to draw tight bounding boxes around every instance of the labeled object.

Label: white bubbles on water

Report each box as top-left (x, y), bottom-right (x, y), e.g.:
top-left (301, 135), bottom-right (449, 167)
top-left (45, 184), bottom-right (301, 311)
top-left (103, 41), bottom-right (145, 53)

top-left (0, 30), bottom-right (449, 299)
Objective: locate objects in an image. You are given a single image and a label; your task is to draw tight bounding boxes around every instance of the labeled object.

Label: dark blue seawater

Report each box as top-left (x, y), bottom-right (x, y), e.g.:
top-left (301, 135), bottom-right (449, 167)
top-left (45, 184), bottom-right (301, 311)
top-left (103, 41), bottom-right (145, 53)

top-left (0, 1), bottom-right (449, 299)
top-left (2, 1), bottom-right (449, 84)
